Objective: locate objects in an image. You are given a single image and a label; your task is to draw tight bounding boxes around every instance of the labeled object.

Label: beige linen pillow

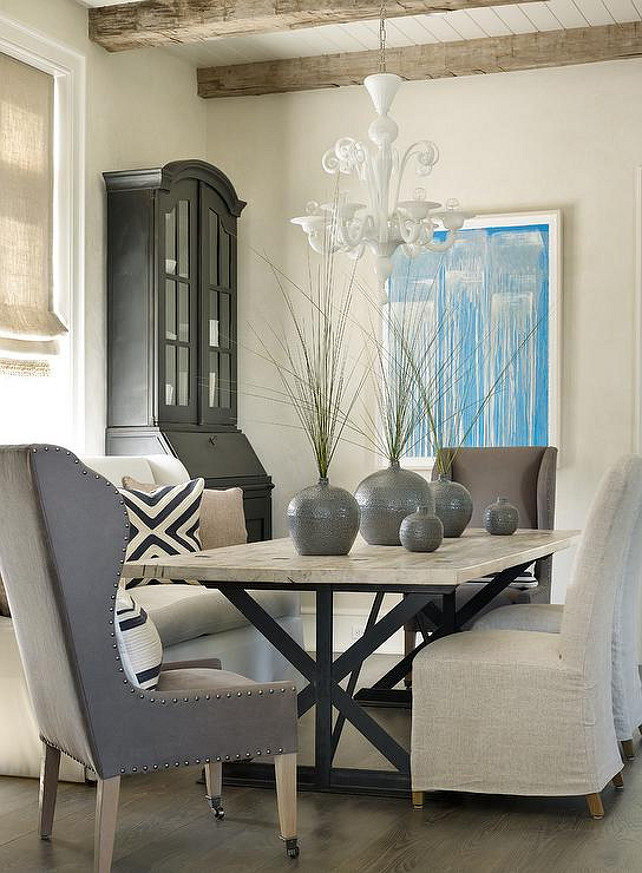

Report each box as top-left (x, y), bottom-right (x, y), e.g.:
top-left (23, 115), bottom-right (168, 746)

top-left (122, 478), bottom-right (247, 551)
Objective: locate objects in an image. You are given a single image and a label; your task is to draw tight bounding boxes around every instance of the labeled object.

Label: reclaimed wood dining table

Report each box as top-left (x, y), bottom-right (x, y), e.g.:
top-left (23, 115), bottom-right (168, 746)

top-left (121, 528), bottom-right (579, 798)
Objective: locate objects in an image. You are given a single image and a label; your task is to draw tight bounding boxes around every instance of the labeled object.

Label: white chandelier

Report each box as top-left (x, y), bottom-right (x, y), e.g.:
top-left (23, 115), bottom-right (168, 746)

top-left (291, 5), bottom-right (470, 287)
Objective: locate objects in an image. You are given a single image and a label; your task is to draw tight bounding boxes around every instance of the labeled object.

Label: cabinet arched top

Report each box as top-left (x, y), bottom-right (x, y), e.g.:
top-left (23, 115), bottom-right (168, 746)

top-left (103, 159), bottom-right (246, 218)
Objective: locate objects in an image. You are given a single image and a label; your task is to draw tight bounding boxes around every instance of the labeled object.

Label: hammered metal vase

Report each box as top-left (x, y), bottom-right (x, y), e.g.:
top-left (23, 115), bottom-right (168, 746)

top-left (483, 496), bottom-right (519, 536)
top-left (399, 505), bottom-right (444, 553)
top-left (287, 478), bottom-right (360, 556)
top-left (354, 461), bottom-right (433, 546)
top-left (429, 474), bottom-right (473, 538)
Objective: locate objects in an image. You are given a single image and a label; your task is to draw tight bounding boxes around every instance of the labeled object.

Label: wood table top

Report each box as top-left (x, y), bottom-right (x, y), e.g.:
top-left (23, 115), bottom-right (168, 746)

top-left (121, 529), bottom-right (579, 591)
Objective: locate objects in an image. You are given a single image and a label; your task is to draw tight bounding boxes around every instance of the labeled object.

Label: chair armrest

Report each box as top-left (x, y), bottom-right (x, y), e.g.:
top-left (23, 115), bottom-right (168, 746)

top-left (163, 658), bottom-right (222, 672)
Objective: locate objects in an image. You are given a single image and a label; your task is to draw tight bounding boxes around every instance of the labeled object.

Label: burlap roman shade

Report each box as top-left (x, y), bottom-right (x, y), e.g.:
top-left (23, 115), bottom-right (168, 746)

top-left (0, 52), bottom-right (66, 373)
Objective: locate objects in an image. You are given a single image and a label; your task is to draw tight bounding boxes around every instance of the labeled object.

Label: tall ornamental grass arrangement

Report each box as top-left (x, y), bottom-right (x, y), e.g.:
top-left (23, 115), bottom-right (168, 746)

top-left (250, 236), bottom-right (365, 555)
top-left (350, 261), bottom-right (445, 466)
top-left (252, 250), bottom-right (365, 481)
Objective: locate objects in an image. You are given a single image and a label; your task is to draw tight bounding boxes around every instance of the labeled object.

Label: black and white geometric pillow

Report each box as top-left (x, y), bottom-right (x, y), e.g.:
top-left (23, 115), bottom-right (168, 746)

top-left (115, 587), bottom-right (162, 690)
top-left (121, 478), bottom-right (204, 588)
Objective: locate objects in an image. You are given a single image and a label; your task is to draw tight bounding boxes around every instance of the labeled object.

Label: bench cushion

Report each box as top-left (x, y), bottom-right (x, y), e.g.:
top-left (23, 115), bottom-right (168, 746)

top-left (131, 585), bottom-right (299, 647)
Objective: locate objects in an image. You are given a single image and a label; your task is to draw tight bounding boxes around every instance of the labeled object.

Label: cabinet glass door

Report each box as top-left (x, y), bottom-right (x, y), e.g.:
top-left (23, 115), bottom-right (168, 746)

top-left (159, 181), bottom-right (198, 423)
top-left (200, 185), bottom-right (237, 425)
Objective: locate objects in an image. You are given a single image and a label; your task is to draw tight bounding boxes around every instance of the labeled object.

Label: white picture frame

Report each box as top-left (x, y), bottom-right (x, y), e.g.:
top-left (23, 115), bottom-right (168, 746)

top-left (395, 210), bottom-right (563, 470)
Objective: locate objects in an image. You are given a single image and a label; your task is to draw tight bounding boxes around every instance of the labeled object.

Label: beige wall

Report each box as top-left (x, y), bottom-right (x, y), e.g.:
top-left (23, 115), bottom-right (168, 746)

top-left (0, 0), bottom-right (208, 452)
top-left (205, 59), bottom-right (642, 606)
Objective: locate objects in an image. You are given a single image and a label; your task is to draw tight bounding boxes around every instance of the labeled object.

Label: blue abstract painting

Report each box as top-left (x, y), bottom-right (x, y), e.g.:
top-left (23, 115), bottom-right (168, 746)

top-left (388, 217), bottom-right (554, 460)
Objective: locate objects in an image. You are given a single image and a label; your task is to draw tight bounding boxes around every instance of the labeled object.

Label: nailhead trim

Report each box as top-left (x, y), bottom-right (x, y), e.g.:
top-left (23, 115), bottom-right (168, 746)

top-left (36, 447), bottom-right (299, 778)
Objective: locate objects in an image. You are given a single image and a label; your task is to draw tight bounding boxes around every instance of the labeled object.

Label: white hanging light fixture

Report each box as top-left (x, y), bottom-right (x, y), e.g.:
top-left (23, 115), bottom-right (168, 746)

top-left (291, 1), bottom-right (471, 288)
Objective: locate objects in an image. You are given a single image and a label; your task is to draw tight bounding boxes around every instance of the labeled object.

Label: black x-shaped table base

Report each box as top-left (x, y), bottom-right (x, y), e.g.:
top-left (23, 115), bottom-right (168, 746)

top-left (208, 560), bottom-right (533, 797)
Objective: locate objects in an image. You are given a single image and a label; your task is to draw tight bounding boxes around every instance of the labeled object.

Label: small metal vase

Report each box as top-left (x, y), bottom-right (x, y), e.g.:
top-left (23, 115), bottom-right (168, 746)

top-left (483, 496), bottom-right (519, 536)
top-left (399, 505), bottom-right (444, 553)
top-left (354, 461), bottom-right (434, 546)
top-left (287, 478), bottom-right (360, 556)
top-left (428, 474), bottom-right (473, 538)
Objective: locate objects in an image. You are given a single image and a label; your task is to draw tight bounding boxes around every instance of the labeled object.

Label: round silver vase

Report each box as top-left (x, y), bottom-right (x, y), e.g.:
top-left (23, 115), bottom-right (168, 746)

top-left (399, 505), bottom-right (444, 553)
top-left (429, 474), bottom-right (473, 538)
top-left (287, 478), bottom-right (360, 556)
top-left (354, 461), bottom-right (434, 546)
top-left (483, 496), bottom-right (519, 536)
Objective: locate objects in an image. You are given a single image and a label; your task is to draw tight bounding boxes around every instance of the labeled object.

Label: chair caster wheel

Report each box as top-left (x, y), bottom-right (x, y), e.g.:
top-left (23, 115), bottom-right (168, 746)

top-left (207, 795), bottom-right (224, 819)
top-left (285, 838), bottom-right (299, 859)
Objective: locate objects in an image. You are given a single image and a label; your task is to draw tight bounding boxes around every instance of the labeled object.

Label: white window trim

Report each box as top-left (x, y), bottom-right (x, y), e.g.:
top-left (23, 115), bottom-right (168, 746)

top-left (633, 167), bottom-right (642, 454)
top-left (0, 14), bottom-right (86, 449)
top-left (385, 210), bottom-right (562, 472)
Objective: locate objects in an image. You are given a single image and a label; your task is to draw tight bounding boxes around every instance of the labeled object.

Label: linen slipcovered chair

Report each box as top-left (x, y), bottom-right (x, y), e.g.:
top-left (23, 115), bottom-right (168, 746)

top-left (473, 475), bottom-right (642, 763)
top-left (0, 446), bottom-right (299, 872)
top-left (404, 446), bottom-right (558, 668)
top-left (411, 455), bottom-right (642, 819)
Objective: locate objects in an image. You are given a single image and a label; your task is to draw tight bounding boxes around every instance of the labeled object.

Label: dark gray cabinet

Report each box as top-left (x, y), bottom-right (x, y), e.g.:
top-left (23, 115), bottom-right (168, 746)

top-left (104, 160), bottom-right (273, 541)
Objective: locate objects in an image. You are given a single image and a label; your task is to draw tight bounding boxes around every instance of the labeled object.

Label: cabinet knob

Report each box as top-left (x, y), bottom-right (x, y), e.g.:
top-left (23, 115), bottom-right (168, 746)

top-left (209, 436), bottom-right (217, 448)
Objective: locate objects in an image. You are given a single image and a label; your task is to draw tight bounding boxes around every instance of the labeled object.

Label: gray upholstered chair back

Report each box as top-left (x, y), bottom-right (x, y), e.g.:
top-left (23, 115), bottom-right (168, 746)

top-left (433, 446), bottom-right (557, 529)
top-left (0, 446), bottom-right (130, 775)
top-left (434, 446), bottom-right (557, 600)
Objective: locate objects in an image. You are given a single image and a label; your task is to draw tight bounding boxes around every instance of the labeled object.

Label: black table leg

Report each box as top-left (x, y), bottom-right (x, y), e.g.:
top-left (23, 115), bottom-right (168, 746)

top-left (355, 562), bottom-right (535, 708)
top-left (315, 587), bottom-right (333, 787)
top-left (331, 591), bottom-right (384, 758)
top-left (442, 589), bottom-right (457, 635)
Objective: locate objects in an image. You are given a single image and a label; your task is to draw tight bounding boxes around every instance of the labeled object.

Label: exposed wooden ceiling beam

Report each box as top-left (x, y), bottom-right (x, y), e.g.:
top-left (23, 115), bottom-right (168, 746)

top-left (89, 0), bottom-right (540, 52)
top-left (197, 21), bottom-right (642, 98)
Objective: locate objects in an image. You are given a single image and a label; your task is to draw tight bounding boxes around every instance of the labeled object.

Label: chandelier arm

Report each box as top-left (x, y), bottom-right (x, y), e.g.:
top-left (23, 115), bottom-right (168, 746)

top-left (423, 230), bottom-right (458, 253)
top-left (396, 212), bottom-right (422, 245)
top-left (339, 213), bottom-right (369, 249)
top-left (396, 140), bottom-right (440, 205)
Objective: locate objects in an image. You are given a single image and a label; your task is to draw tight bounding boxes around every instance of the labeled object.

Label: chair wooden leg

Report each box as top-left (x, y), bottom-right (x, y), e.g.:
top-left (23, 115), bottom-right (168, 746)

top-left (94, 777), bottom-right (120, 873)
top-left (274, 753), bottom-right (299, 859)
top-left (622, 739), bottom-right (635, 760)
top-left (204, 762), bottom-right (224, 819)
top-left (613, 770), bottom-right (624, 789)
top-left (586, 793), bottom-right (605, 820)
top-left (412, 791), bottom-right (424, 809)
top-left (39, 742), bottom-right (61, 840)
top-left (404, 629), bottom-right (416, 688)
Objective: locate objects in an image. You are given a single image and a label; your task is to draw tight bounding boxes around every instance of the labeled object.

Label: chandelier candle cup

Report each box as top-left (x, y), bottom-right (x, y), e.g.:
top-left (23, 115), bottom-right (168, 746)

top-left (483, 497), bottom-right (519, 536)
top-left (399, 505), bottom-right (444, 553)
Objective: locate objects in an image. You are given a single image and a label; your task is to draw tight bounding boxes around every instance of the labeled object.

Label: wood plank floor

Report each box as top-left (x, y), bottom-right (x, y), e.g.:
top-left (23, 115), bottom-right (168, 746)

top-left (0, 655), bottom-right (638, 873)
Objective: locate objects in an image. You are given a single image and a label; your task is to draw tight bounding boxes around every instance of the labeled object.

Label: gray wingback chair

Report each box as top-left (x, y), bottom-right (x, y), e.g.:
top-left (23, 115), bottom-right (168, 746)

top-left (404, 446), bottom-right (558, 671)
top-left (435, 445), bottom-right (558, 600)
top-left (0, 446), bottom-right (299, 871)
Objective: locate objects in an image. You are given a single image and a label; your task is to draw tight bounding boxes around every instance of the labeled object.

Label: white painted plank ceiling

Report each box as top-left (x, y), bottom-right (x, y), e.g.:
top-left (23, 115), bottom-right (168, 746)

top-left (78, 0), bottom-right (641, 67)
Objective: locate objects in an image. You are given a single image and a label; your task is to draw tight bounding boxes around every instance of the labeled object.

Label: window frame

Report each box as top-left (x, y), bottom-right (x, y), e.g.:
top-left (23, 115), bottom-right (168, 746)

top-left (0, 13), bottom-right (86, 448)
top-left (386, 210), bottom-right (562, 471)
top-left (633, 172), bottom-right (642, 454)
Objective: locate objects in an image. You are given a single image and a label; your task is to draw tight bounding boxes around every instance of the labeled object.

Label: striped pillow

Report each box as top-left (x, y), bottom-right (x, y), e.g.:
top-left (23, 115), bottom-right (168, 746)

top-left (121, 478), bottom-right (204, 588)
top-left (115, 588), bottom-right (162, 690)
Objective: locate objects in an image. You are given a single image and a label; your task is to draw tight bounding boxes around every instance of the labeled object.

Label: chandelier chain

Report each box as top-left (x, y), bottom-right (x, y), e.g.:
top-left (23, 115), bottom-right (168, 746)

top-left (379, 0), bottom-right (387, 73)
